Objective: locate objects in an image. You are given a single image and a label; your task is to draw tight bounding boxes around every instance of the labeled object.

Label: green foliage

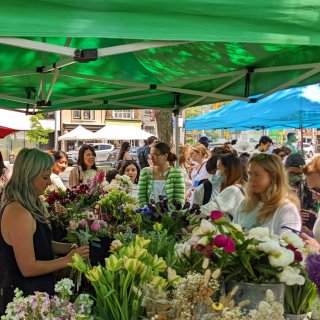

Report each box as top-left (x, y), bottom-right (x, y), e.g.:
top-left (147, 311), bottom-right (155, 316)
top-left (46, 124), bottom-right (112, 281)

top-left (185, 106), bottom-right (202, 119)
top-left (284, 274), bottom-right (317, 314)
top-left (26, 114), bottom-right (54, 145)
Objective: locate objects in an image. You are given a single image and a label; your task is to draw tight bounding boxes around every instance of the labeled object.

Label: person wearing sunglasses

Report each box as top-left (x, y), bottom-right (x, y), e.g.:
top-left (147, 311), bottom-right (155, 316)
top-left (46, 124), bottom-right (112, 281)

top-left (233, 153), bottom-right (301, 235)
top-left (137, 141), bottom-right (185, 206)
top-left (301, 157), bottom-right (320, 251)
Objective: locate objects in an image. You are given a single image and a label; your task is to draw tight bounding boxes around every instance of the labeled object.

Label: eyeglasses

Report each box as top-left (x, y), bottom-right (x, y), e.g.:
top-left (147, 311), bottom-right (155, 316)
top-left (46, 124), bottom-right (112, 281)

top-left (148, 153), bottom-right (162, 159)
top-left (309, 187), bottom-right (320, 196)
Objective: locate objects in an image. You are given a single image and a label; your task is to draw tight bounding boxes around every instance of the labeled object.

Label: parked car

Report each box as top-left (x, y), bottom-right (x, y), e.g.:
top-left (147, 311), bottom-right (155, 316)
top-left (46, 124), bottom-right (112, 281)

top-left (302, 143), bottom-right (314, 158)
top-left (66, 143), bottom-right (115, 166)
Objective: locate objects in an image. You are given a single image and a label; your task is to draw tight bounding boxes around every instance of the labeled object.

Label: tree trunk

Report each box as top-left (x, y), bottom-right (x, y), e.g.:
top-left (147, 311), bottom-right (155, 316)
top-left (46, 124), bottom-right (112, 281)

top-left (156, 109), bottom-right (173, 146)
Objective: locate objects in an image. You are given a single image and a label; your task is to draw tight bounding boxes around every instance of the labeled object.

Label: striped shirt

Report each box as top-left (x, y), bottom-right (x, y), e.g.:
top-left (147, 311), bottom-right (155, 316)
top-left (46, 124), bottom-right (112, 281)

top-left (137, 166), bottom-right (185, 206)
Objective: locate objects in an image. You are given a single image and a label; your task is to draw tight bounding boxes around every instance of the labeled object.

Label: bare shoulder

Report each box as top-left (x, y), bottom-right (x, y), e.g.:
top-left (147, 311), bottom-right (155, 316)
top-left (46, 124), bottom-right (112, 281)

top-left (2, 202), bottom-right (33, 224)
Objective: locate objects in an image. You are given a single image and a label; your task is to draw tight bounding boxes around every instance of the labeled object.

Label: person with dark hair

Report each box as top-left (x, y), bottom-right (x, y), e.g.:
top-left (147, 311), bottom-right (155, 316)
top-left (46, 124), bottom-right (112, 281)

top-left (0, 151), bottom-right (11, 187)
top-left (284, 132), bottom-right (297, 154)
top-left (119, 160), bottom-right (140, 184)
top-left (69, 144), bottom-right (98, 188)
top-left (272, 148), bottom-right (286, 161)
top-left (284, 153), bottom-right (317, 232)
top-left (115, 142), bottom-right (133, 170)
top-left (0, 148), bottom-right (89, 312)
top-left (192, 154), bottom-right (221, 205)
top-left (198, 136), bottom-right (212, 149)
top-left (137, 141), bottom-right (185, 206)
top-left (137, 136), bottom-right (158, 169)
top-left (105, 169), bottom-right (119, 183)
top-left (200, 153), bottom-right (245, 219)
top-left (252, 135), bottom-right (273, 154)
top-left (48, 150), bottom-right (68, 191)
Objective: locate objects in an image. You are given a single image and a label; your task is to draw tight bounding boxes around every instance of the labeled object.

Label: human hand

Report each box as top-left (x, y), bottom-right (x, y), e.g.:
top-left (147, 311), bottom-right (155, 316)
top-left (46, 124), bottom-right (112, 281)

top-left (300, 209), bottom-right (317, 224)
top-left (65, 245), bottom-right (90, 264)
top-left (301, 233), bottom-right (320, 251)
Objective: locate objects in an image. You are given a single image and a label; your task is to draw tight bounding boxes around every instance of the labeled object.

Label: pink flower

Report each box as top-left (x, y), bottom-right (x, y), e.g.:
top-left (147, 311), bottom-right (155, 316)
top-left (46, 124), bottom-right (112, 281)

top-left (213, 234), bottom-right (228, 247)
top-left (224, 238), bottom-right (235, 253)
top-left (80, 219), bottom-right (88, 228)
top-left (210, 211), bottom-right (225, 223)
top-left (213, 234), bottom-right (235, 253)
top-left (294, 250), bottom-right (303, 262)
top-left (90, 220), bottom-right (102, 232)
top-left (286, 244), bottom-right (296, 252)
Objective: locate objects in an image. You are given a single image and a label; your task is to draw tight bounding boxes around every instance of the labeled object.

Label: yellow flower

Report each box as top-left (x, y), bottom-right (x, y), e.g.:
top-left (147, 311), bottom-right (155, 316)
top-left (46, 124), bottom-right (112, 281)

top-left (167, 267), bottom-right (181, 286)
top-left (212, 302), bottom-right (224, 312)
top-left (105, 255), bottom-right (122, 272)
top-left (123, 257), bottom-right (143, 274)
top-left (69, 253), bottom-right (88, 273)
top-left (150, 255), bottom-right (167, 272)
top-left (151, 276), bottom-right (168, 289)
top-left (86, 265), bottom-right (102, 282)
top-left (135, 236), bottom-right (151, 248)
top-left (153, 222), bottom-right (163, 232)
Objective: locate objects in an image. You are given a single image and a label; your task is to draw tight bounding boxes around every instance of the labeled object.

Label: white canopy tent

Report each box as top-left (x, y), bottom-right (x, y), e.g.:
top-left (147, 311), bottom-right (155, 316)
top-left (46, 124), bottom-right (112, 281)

top-left (92, 125), bottom-right (153, 140)
top-left (0, 109), bottom-right (31, 130)
top-left (58, 125), bottom-right (96, 141)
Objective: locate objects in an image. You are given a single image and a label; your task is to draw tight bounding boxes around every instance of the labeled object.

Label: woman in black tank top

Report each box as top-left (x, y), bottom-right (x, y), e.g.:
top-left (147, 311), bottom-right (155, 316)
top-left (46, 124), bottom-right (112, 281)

top-left (0, 149), bottom-right (90, 315)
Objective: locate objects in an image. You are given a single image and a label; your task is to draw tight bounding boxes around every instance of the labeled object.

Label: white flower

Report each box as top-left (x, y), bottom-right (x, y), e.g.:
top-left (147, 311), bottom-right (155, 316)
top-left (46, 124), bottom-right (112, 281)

top-left (69, 219), bottom-right (79, 231)
top-left (280, 230), bottom-right (304, 250)
top-left (199, 219), bottom-right (216, 235)
top-left (269, 247), bottom-right (294, 268)
top-left (121, 175), bottom-right (131, 183)
top-left (248, 227), bottom-right (270, 241)
top-left (110, 239), bottom-right (122, 252)
top-left (257, 239), bottom-right (281, 255)
top-left (230, 223), bottom-right (243, 232)
top-left (277, 266), bottom-right (305, 285)
top-left (175, 242), bottom-right (191, 257)
top-left (115, 174), bottom-right (122, 181)
top-left (197, 236), bottom-right (210, 246)
top-left (54, 278), bottom-right (74, 296)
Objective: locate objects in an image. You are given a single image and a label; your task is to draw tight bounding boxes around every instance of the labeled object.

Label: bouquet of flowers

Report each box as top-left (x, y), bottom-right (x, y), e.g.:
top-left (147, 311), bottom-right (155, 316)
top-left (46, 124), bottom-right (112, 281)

top-left (1, 278), bottom-right (93, 320)
top-left (189, 211), bottom-right (305, 286)
top-left (70, 236), bottom-right (170, 320)
top-left (136, 197), bottom-right (198, 237)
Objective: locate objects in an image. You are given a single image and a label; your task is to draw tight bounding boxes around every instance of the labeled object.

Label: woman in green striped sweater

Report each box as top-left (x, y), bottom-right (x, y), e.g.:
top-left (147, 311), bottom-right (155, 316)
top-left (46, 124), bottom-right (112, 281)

top-left (137, 142), bottom-right (185, 206)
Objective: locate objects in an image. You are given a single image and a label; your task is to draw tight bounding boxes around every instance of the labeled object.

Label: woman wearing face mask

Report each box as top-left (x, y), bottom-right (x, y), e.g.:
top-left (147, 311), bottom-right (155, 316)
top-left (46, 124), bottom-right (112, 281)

top-left (192, 154), bottom-right (221, 206)
top-left (284, 154), bottom-right (317, 232)
top-left (234, 153), bottom-right (301, 235)
top-left (48, 151), bottom-right (68, 192)
top-left (301, 157), bottom-right (320, 250)
top-left (200, 153), bottom-right (245, 220)
top-left (69, 144), bottom-right (98, 188)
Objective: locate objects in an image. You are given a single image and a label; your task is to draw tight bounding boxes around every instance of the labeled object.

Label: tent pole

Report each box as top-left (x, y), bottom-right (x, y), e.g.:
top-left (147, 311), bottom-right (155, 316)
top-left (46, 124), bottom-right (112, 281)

top-left (173, 93), bottom-right (181, 166)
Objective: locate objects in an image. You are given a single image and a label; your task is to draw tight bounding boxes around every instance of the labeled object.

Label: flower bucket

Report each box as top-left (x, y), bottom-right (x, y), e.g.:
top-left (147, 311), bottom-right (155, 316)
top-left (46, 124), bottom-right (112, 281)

top-left (284, 312), bottom-right (312, 320)
top-left (89, 236), bottom-right (113, 266)
top-left (225, 281), bottom-right (285, 311)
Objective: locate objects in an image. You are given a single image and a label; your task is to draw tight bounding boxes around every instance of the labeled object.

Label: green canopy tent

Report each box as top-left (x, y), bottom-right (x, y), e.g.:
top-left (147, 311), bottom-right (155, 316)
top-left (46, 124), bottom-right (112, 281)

top-left (0, 0), bottom-right (320, 116)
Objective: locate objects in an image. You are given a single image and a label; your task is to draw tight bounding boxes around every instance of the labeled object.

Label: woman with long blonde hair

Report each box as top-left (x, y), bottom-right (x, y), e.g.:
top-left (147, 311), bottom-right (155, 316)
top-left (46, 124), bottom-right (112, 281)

top-left (234, 153), bottom-right (301, 235)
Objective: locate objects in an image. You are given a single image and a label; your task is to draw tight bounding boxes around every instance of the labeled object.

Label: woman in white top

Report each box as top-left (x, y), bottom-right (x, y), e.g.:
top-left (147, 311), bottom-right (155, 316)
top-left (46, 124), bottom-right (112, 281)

top-left (48, 151), bottom-right (68, 192)
top-left (69, 144), bottom-right (98, 188)
top-left (301, 156), bottom-right (320, 250)
top-left (189, 143), bottom-right (209, 188)
top-left (234, 153), bottom-right (301, 235)
top-left (200, 153), bottom-right (245, 220)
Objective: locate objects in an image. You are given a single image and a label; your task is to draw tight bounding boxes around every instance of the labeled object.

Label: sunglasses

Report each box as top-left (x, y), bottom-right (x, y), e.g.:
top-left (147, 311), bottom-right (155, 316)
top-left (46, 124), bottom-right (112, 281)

top-left (309, 187), bottom-right (320, 196)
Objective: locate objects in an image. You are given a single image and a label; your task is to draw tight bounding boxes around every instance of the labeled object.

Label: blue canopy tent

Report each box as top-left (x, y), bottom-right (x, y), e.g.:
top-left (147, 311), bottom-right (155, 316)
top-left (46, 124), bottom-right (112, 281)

top-left (185, 84), bottom-right (320, 130)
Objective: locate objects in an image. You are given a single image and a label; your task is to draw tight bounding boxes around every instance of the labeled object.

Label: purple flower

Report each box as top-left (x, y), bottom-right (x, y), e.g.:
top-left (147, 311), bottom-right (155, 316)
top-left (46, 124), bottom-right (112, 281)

top-left (210, 211), bottom-right (225, 223)
top-left (306, 253), bottom-right (320, 292)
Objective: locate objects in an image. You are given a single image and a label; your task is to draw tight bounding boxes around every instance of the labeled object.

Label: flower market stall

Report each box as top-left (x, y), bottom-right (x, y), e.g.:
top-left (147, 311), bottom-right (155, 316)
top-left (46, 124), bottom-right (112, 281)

top-left (2, 169), bottom-right (320, 320)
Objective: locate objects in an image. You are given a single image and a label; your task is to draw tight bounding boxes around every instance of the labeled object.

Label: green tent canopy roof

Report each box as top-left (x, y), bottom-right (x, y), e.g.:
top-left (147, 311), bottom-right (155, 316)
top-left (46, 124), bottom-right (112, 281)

top-left (0, 1), bottom-right (320, 112)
